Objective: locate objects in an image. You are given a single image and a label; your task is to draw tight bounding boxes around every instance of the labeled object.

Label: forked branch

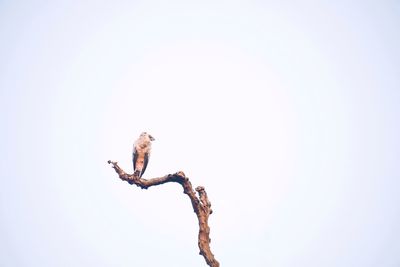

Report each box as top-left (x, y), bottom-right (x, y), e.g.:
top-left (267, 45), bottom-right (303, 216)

top-left (107, 160), bottom-right (220, 267)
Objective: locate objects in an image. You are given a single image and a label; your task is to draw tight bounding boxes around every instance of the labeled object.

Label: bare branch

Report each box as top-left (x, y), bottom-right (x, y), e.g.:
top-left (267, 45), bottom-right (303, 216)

top-left (107, 160), bottom-right (220, 267)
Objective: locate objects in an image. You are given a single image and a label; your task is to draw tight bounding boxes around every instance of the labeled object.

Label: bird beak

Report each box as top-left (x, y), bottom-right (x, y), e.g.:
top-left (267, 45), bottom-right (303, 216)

top-left (149, 135), bottom-right (155, 141)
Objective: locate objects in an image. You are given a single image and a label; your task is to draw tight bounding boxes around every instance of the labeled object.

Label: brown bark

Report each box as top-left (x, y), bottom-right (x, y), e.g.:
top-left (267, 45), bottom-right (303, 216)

top-left (107, 160), bottom-right (220, 267)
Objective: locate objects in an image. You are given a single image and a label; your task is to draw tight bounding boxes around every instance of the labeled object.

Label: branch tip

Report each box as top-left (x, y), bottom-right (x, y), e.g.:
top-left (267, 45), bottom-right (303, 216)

top-left (108, 160), bottom-right (118, 166)
top-left (196, 186), bottom-right (205, 192)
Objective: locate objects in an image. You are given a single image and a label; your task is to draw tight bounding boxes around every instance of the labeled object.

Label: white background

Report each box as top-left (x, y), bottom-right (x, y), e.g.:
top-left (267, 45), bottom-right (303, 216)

top-left (1, 1), bottom-right (399, 266)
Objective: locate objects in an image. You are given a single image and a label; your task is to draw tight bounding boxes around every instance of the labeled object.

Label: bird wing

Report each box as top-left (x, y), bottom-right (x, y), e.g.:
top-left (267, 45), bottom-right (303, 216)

top-left (141, 152), bottom-right (150, 177)
top-left (132, 146), bottom-right (138, 171)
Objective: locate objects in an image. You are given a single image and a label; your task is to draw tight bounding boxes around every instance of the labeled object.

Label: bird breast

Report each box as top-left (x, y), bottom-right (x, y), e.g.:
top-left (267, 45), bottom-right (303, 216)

top-left (135, 142), bottom-right (151, 154)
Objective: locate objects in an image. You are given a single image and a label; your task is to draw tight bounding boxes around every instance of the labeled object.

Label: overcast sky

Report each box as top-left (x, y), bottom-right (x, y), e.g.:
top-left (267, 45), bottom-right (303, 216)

top-left (1, 1), bottom-right (399, 266)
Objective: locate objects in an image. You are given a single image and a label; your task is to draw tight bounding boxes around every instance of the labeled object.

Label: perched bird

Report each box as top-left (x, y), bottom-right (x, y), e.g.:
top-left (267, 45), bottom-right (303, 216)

top-left (133, 132), bottom-right (155, 177)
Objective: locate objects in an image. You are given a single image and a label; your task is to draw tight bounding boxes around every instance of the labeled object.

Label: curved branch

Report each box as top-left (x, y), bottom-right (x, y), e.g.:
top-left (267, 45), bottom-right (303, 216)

top-left (107, 160), bottom-right (220, 267)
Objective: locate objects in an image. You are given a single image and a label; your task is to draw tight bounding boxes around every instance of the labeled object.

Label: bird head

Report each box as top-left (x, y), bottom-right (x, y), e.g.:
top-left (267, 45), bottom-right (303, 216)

top-left (141, 132), bottom-right (155, 141)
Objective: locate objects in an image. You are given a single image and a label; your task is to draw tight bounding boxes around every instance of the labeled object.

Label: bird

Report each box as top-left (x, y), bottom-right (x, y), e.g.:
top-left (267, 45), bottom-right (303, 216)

top-left (132, 132), bottom-right (155, 178)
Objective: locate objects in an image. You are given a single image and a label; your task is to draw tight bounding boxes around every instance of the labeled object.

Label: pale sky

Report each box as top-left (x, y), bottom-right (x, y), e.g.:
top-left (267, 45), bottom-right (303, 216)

top-left (1, 1), bottom-right (399, 266)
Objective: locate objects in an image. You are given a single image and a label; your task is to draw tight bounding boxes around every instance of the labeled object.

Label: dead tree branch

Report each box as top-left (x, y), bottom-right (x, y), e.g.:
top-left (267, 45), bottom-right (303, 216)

top-left (107, 160), bottom-right (220, 267)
